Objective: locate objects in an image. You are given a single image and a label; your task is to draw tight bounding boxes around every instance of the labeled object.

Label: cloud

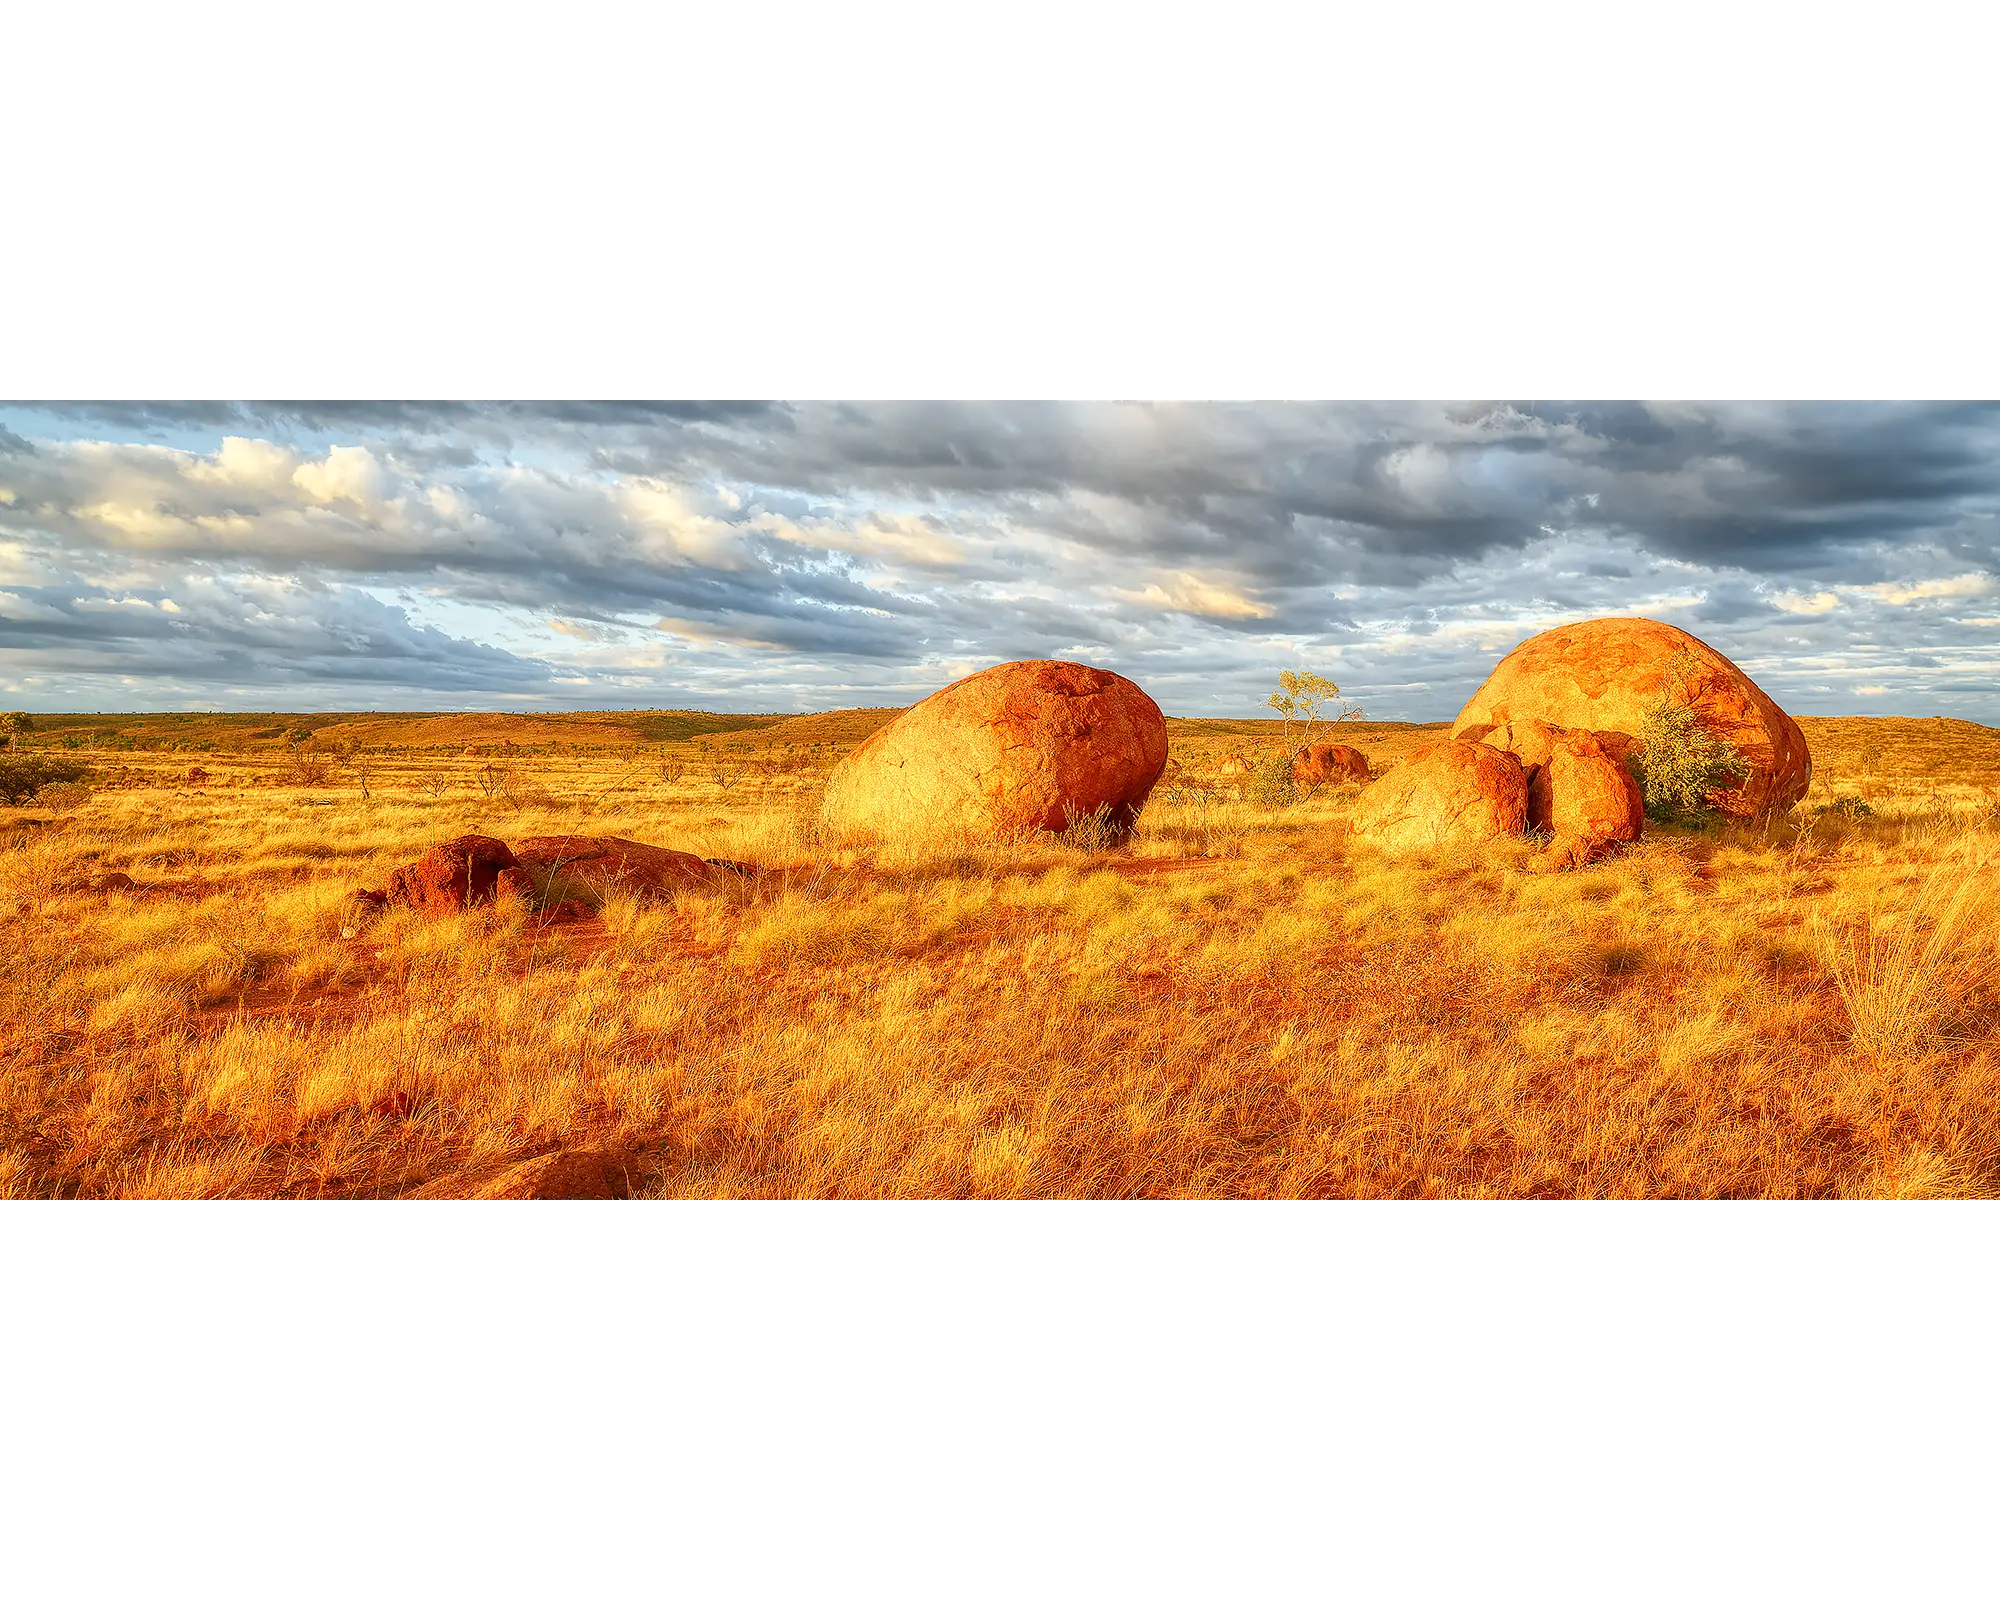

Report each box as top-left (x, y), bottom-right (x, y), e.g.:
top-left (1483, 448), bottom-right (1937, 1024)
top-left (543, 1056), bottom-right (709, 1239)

top-left (1848, 574), bottom-right (1991, 604)
top-left (0, 402), bottom-right (1997, 717)
top-left (1118, 571), bottom-right (1274, 619)
top-left (653, 615), bottom-right (791, 650)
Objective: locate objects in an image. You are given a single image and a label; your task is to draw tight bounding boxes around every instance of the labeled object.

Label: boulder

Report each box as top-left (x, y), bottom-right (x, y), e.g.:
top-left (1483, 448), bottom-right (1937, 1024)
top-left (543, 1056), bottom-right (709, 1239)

top-left (384, 834), bottom-right (519, 915)
top-left (1532, 730), bottom-right (1645, 867)
top-left (410, 1150), bottom-right (624, 1200)
top-left (509, 835), bottom-right (723, 903)
top-left (819, 660), bottom-right (1169, 842)
top-left (1450, 618), bottom-right (1810, 818)
top-left (1292, 743), bottom-right (1372, 787)
top-left (1348, 741), bottom-right (1527, 850)
top-left (184, 767), bottom-right (210, 785)
top-left (1467, 716), bottom-right (1567, 776)
top-left (1211, 754), bottom-right (1253, 795)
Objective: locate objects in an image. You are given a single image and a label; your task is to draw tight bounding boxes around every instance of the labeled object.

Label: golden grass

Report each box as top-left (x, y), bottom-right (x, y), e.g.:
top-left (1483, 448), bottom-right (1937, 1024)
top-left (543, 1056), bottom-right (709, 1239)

top-left (1, 717), bottom-right (1997, 1198)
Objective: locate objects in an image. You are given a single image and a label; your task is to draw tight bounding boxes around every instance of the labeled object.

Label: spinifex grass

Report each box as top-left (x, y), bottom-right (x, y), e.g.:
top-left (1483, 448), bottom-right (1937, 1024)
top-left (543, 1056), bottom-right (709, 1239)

top-left (1814, 838), bottom-right (1997, 1060)
top-left (1, 718), bottom-right (1998, 1199)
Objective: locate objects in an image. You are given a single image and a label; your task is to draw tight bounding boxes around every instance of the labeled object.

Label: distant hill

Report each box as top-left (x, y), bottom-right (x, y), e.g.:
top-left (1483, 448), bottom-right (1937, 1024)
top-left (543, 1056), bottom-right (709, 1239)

top-left (16, 708), bottom-right (1998, 786)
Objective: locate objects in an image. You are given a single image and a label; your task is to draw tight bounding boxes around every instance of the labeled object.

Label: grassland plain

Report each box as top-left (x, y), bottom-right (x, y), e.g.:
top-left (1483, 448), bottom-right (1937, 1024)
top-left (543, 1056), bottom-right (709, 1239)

top-left (2, 710), bottom-right (1999, 1199)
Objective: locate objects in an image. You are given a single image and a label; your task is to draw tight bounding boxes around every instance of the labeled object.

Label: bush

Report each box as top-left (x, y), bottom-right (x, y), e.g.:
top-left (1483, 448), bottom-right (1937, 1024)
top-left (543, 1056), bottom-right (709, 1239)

top-left (33, 781), bottom-right (94, 813)
top-left (1244, 756), bottom-right (1299, 808)
top-left (283, 749), bottom-right (334, 787)
top-left (1630, 700), bottom-right (1750, 823)
top-left (1815, 795), bottom-right (1875, 820)
top-left (1058, 802), bottom-right (1126, 854)
top-left (0, 755), bottom-right (90, 804)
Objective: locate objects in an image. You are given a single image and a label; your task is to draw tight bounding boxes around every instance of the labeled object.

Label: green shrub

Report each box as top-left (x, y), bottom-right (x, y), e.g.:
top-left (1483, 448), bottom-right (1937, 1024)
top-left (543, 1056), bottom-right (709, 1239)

top-left (1629, 650), bottom-right (1751, 823)
top-left (1815, 795), bottom-right (1875, 820)
top-left (1630, 701), bottom-right (1750, 822)
top-left (1244, 756), bottom-right (1299, 808)
top-left (0, 755), bottom-right (91, 804)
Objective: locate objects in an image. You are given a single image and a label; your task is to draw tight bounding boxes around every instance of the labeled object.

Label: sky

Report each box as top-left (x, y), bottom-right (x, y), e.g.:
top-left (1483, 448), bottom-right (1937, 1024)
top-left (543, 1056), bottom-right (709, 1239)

top-left (1, 400), bottom-right (1996, 723)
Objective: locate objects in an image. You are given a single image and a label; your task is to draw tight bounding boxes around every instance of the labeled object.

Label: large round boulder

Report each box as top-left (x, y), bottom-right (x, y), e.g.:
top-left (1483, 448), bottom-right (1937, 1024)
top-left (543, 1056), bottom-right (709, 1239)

top-left (819, 661), bottom-right (1169, 842)
top-left (1348, 741), bottom-right (1527, 850)
top-left (1450, 618), bottom-right (1810, 818)
top-left (1292, 743), bottom-right (1372, 787)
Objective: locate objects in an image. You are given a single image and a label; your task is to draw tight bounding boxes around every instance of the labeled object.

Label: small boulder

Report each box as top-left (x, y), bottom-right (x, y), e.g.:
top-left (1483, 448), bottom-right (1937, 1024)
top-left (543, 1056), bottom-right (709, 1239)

top-left (410, 1150), bottom-right (624, 1200)
top-left (1291, 744), bottom-right (1372, 787)
top-left (1466, 716), bottom-right (1566, 776)
top-left (819, 660), bottom-right (1169, 842)
top-left (510, 835), bottom-right (723, 904)
top-left (1532, 731), bottom-right (1644, 867)
top-left (91, 870), bottom-right (138, 892)
top-left (384, 834), bottom-right (519, 915)
top-left (1348, 741), bottom-right (1527, 850)
top-left (184, 767), bottom-right (210, 785)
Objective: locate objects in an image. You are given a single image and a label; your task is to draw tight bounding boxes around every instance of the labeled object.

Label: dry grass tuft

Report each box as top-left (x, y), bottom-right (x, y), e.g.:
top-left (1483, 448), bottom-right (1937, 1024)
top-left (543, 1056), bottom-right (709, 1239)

top-left (1814, 838), bottom-right (1997, 1060)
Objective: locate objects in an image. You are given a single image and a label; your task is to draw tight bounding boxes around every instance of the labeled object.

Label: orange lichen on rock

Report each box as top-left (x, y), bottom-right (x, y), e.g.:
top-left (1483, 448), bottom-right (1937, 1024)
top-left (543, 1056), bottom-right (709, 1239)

top-left (1348, 740), bottom-right (1527, 849)
top-left (819, 660), bottom-right (1169, 842)
top-left (1451, 617), bottom-right (1810, 818)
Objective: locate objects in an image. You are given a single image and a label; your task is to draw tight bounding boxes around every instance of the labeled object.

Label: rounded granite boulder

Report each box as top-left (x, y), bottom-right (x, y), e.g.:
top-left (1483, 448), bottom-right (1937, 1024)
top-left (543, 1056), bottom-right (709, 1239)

top-left (1450, 618), bottom-right (1810, 818)
top-left (819, 660), bottom-right (1169, 842)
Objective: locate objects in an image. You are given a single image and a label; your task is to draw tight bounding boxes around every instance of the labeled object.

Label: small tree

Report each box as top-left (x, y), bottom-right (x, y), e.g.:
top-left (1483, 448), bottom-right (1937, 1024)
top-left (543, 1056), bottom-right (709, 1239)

top-left (1266, 670), bottom-right (1362, 757)
top-left (1, 712), bottom-right (32, 751)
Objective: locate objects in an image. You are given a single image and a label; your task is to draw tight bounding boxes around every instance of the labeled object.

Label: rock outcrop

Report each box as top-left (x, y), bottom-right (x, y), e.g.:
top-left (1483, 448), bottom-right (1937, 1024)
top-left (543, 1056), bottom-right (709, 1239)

top-left (1451, 618), bottom-right (1810, 818)
top-left (508, 835), bottom-right (723, 903)
top-left (1470, 718), bottom-right (1645, 866)
top-left (410, 1150), bottom-right (624, 1200)
top-left (1292, 744), bottom-right (1372, 787)
top-left (1348, 741), bottom-right (1527, 849)
top-left (384, 835), bottom-right (519, 915)
top-left (819, 660), bottom-right (1169, 842)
